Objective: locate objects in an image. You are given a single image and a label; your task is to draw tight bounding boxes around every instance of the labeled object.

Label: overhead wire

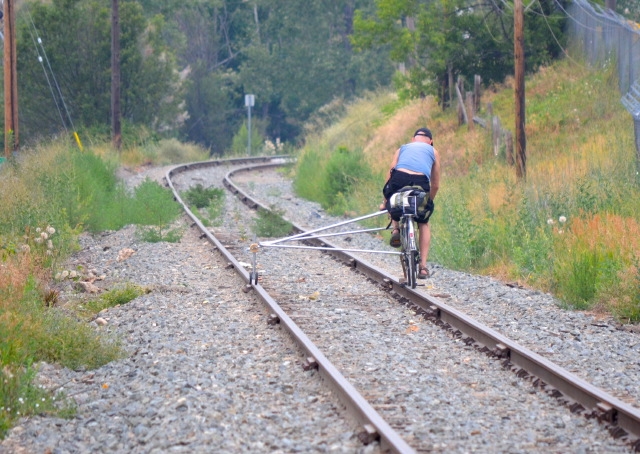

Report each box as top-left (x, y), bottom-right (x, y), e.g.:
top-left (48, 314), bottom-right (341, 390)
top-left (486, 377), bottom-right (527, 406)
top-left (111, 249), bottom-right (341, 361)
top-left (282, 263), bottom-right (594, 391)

top-left (23, 5), bottom-right (84, 149)
top-left (535, 0), bottom-right (592, 69)
top-left (25, 19), bottom-right (67, 133)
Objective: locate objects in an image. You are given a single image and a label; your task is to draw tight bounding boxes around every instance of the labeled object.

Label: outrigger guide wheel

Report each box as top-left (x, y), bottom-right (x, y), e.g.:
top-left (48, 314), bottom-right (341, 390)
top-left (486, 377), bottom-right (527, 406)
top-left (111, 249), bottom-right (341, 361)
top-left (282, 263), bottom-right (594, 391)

top-left (249, 242), bottom-right (260, 285)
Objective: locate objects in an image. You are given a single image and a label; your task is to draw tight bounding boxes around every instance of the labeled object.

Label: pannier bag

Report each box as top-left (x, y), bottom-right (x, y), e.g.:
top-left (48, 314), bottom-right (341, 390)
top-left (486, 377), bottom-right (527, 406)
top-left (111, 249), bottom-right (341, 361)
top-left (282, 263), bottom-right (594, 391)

top-left (386, 186), bottom-right (433, 223)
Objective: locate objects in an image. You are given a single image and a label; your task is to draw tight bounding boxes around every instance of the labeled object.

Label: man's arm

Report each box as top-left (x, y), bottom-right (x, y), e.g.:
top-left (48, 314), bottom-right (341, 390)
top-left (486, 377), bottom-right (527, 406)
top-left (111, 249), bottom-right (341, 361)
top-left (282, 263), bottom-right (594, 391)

top-left (386, 148), bottom-right (401, 181)
top-left (430, 148), bottom-right (441, 200)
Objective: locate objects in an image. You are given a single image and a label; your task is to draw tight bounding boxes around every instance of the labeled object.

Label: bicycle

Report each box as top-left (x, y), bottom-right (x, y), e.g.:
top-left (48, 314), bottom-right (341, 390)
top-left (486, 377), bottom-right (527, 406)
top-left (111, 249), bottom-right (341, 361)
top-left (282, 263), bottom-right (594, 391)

top-left (388, 189), bottom-right (424, 289)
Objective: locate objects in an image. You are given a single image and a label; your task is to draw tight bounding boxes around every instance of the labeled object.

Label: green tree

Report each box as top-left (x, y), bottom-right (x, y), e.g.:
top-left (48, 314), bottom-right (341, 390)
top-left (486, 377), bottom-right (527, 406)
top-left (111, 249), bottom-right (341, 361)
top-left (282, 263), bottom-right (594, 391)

top-left (164, 1), bottom-right (253, 153)
top-left (17, 0), bottom-right (180, 141)
top-left (238, 0), bottom-right (394, 142)
top-left (352, 0), bottom-right (566, 104)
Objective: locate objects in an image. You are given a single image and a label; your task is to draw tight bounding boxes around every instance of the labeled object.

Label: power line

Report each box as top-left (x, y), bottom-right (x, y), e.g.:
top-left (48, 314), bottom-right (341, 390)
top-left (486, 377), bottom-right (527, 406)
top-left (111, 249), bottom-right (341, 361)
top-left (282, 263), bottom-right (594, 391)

top-left (26, 10), bottom-right (76, 132)
top-left (25, 19), bottom-right (67, 132)
top-left (24, 6), bottom-right (83, 149)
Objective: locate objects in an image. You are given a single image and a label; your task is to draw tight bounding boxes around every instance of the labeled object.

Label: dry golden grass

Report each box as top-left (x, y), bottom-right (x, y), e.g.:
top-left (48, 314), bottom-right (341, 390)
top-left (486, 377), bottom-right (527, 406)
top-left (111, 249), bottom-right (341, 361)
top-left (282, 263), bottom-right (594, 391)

top-left (364, 97), bottom-right (438, 171)
top-left (566, 214), bottom-right (640, 260)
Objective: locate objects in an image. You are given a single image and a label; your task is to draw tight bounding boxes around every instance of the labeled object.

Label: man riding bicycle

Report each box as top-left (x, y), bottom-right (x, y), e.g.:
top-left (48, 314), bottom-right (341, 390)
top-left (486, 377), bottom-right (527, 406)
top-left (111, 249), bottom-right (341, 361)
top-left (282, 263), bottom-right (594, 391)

top-left (381, 128), bottom-right (441, 279)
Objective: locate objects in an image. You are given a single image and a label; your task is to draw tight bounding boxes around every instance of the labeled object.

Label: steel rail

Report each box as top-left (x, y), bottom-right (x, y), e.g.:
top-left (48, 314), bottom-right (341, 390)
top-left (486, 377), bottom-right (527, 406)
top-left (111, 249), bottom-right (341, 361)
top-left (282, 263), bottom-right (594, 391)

top-left (165, 156), bottom-right (416, 454)
top-left (222, 161), bottom-right (640, 451)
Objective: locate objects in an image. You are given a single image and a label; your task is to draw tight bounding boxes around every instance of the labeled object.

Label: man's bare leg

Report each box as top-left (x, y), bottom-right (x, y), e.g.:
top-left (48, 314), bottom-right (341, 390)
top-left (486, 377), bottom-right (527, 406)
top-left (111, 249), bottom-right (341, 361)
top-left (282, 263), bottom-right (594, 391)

top-left (418, 222), bottom-right (431, 272)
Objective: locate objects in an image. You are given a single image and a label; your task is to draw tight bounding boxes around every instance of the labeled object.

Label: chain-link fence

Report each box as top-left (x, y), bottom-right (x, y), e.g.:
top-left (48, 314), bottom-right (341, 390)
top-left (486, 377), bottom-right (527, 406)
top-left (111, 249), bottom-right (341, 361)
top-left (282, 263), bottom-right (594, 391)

top-left (566, 0), bottom-right (640, 166)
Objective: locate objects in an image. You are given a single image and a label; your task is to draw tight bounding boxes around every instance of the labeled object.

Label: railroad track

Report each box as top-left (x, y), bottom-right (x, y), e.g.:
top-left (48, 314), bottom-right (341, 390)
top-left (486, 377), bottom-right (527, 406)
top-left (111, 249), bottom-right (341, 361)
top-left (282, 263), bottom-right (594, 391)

top-left (166, 156), bottom-right (640, 453)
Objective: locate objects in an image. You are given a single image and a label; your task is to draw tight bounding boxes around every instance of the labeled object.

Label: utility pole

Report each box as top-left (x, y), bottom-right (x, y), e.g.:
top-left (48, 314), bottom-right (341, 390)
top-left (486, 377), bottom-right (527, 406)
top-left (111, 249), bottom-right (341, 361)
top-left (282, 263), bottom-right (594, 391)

top-left (111, 0), bottom-right (121, 150)
top-left (4, 0), bottom-right (18, 158)
top-left (514, 0), bottom-right (526, 180)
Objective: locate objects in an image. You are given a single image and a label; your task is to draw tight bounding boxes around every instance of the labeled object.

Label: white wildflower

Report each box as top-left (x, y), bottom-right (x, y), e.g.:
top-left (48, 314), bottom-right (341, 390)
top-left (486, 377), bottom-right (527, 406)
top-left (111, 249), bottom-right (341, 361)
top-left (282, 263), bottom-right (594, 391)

top-left (559, 216), bottom-right (567, 224)
top-left (47, 226), bottom-right (55, 235)
top-left (547, 218), bottom-right (554, 225)
top-left (69, 270), bottom-right (78, 278)
top-left (20, 244), bottom-right (31, 253)
top-left (61, 270), bottom-right (69, 279)
top-left (47, 240), bottom-right (53, 249)
top-left (40, 232), bottom-right (48, 240)
top-left (35, 237), bottom-right (43, 244)
top-left (36, 227), bottom-right (42, 233)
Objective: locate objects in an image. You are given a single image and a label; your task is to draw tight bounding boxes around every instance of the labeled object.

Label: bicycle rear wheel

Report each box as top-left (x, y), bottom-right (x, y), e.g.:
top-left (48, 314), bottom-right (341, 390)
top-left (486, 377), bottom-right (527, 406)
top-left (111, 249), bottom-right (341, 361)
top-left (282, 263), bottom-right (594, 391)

top-left (404, 250), bottom-right (418, 289)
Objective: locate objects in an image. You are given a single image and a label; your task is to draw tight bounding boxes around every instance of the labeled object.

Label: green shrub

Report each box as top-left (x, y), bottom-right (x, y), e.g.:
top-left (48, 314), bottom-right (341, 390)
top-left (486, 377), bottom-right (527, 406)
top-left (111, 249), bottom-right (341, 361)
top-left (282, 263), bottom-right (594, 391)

top-left (182, 184), bottom-right (224, 209)
top-left (136, 226), bottom-right (182, 243)
top-left (81, 284), bottom-right (146, 317)
top-left (554, 247), bottom-right (600, 309)
top-left (129, 178), bottom-right (182, 227)
top-left (293, 148), bottom-right (325, 203)
top-left (322, 146), bottom-right (371, 212)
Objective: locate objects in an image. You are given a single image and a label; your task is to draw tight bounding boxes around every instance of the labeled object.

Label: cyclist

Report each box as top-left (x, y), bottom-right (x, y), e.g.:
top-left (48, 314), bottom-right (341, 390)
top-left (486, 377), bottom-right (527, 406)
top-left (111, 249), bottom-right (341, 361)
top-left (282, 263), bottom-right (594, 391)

top-left (380, 127), bottom-right (440, 278)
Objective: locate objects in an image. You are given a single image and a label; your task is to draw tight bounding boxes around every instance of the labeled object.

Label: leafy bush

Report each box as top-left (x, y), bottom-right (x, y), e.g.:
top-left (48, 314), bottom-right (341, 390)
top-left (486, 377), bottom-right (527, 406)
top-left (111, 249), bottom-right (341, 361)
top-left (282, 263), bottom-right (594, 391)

top-left (322, 147), bottom-right (371, 212)
top-left (136, 226), bottom-right (182, 243)
top-left (182, 184), bottom-right (224, 209)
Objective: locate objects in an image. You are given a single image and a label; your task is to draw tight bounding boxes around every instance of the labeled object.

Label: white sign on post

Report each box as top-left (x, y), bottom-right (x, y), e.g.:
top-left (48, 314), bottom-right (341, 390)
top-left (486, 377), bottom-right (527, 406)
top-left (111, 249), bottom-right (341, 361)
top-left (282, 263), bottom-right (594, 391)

top-left (245, 94), bottom-right (255, 155)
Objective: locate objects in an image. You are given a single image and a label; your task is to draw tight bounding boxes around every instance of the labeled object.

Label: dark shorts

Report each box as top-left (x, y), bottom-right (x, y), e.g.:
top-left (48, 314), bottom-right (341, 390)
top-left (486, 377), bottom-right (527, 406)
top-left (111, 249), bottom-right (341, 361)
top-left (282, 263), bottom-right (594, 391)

top-left (383, 170), bottom-right (434, 224)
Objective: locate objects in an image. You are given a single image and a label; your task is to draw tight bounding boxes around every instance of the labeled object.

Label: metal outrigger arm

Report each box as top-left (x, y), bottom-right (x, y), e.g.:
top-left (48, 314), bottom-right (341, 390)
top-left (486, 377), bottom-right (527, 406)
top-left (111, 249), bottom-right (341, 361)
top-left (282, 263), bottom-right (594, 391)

top-left (259, 210), bottom-right (402, 256)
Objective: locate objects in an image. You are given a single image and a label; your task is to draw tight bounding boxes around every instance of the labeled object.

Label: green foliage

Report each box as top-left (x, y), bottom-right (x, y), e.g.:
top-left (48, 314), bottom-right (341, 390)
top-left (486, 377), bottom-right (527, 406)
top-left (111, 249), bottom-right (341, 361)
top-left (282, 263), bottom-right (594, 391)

top-left (253, 207), bottom-right (293, 238)
top-left (0, 275), bottom-right (121, 438)
top-left (231, 122), bottom-right (265, 157)
top-left (554, 246), bottom-right (601, 309)
top-left (322, 147), bottom-right (372, 213)
top-left (353, 0), bottom-right (566, 104)
top-left (0, 364), bottom-right (75, 440)
top-left (136, 226), bottom-right (182, 243)
top-left (293, 148), bottom-right (325, 203)
top-left (181, 67), bottom-right (243, 156)
top-left (181, 184), bottom-right (225, 227)
top-left (17, 0), bottom-right (180, 141)
top-left (80, 284), bottom-right (146, 317)
top-left (182, 184), bottom-right (223, 209)
top-left (613, 264), bottom-right (640, 322)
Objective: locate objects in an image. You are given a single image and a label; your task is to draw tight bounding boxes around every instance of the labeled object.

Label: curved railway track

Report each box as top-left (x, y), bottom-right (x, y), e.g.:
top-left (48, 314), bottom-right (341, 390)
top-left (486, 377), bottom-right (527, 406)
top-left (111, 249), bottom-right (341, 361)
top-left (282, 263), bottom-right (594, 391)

top-left (165, 156), bottom-right (640, 453)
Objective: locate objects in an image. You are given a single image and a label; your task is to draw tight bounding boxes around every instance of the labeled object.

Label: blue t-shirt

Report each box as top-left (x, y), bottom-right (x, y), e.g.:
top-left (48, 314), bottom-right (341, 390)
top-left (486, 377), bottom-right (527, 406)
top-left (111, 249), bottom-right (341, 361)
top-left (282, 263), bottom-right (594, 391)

top-left (395, 142), bottom-right (435, 180)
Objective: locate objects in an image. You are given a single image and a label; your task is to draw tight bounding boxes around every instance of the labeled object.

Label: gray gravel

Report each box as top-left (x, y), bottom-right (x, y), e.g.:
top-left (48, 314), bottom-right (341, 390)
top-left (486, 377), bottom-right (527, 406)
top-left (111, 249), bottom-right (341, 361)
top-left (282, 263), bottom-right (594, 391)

top-left (2, 161), bottom-right (638, 453)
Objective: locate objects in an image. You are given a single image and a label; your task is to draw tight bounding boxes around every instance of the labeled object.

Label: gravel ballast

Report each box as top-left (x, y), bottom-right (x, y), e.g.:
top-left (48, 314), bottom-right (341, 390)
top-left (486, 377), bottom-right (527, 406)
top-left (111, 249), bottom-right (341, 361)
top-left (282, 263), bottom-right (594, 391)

top-left (1, 161), bottom-right (638, 453)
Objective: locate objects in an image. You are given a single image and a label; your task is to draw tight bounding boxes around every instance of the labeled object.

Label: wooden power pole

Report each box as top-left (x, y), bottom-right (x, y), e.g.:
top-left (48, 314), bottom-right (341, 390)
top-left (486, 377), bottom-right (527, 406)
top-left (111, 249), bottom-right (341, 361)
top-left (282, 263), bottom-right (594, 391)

top-left (111, 0), bottom-right (122, 150)
top-left (514, 0), bottom-right (526, 180)
top-left (4, 0), bottom-right (18, 158)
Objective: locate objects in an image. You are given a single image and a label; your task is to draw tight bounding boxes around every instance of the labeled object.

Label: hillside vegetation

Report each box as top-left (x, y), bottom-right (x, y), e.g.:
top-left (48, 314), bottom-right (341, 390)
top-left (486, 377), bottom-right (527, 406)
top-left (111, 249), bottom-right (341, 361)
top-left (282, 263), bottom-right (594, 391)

top-left (294, 58), bottom-right (640, 322)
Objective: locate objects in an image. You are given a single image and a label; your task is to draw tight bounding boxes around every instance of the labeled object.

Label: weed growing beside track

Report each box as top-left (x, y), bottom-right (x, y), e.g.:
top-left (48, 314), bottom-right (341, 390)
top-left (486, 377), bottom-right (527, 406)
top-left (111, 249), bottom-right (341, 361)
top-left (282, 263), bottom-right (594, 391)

top-left (294, 60), bottom-right (640, 321)
top-left (0, 138), bottom-right (208, 438)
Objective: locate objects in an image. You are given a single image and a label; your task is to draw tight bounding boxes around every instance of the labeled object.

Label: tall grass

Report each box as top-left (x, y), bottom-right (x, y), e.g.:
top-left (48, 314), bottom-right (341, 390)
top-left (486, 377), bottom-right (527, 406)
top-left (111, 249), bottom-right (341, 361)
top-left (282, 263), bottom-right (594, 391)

top-left (0, 137), bottom-right (199, 439)
top-left (292, 59), bottom-right (640, 322)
